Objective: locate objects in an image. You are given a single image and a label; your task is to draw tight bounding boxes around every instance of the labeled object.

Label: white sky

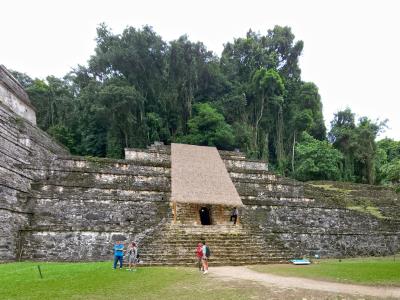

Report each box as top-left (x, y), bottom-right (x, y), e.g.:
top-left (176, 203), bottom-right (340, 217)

top-left (1, 0), bottom-right (399, 140)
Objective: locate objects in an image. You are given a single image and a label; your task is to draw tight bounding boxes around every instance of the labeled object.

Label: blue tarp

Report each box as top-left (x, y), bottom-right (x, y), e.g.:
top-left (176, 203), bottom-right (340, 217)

top-left (290, 259), bottom-right (311, 265)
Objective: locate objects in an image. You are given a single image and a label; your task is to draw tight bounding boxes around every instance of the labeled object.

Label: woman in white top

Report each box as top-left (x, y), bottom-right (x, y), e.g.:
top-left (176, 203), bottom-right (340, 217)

top-left (127, 242), bottom-right (138, 271)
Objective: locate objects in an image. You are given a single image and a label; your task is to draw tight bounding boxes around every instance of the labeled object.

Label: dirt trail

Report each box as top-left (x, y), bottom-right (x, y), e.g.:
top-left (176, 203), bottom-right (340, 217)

top-left (211, 266), bottom-right (400, 299)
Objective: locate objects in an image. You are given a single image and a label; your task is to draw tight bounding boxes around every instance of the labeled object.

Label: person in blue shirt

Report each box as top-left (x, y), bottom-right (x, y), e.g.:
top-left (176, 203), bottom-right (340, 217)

top-left (113, 241), bottom-right (125, 269)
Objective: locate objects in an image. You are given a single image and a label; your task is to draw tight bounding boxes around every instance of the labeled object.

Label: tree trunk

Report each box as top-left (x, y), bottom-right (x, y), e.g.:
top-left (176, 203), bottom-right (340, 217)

top-left (275, 105), bottom-right (284, 171)
top-left (254, 93), bottom-right (265, 152)
top-left (292, 131), bottom-right (296, 173)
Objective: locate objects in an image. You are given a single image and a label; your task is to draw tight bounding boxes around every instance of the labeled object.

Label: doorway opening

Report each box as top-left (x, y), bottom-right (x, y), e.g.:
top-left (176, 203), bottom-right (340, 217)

top-left (199, 207), bottom-right (211, 225)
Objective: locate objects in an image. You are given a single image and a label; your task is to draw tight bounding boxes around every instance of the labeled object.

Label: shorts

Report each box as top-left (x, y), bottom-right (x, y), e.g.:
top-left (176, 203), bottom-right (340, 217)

top-left (128, 256), bottom-right (138, 263)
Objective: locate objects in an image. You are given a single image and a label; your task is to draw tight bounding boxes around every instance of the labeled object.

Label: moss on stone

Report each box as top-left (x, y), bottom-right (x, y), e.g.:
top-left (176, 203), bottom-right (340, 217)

top-left (347, 206), bottom-right (387, 219)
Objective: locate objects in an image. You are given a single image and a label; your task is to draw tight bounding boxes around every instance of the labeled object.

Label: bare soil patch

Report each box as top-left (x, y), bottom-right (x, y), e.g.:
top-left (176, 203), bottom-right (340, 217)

top-left (210, 266), bottom-right (400, 299)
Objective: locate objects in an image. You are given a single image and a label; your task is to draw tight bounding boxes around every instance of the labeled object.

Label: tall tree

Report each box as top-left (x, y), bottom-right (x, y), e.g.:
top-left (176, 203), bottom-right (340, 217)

top-left (251, 68), bottom-right (284, 160)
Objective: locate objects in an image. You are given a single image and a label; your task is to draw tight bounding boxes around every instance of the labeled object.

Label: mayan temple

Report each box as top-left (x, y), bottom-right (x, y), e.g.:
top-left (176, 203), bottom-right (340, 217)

top-left (1, 64), bottom-right (399, 265)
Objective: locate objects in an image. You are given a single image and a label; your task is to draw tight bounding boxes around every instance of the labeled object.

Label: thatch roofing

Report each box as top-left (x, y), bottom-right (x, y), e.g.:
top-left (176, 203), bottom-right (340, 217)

top-left (171, 143), bottom-right (243, 206)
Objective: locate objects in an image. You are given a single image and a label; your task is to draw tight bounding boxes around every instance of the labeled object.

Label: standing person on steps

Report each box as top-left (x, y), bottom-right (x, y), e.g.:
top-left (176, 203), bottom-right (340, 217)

top-left (196, 242), bottom-right (203, 271)
top-left (230, 207), bottom-right (239, 225)
top-left (202, 240), bottom-right (210, 274)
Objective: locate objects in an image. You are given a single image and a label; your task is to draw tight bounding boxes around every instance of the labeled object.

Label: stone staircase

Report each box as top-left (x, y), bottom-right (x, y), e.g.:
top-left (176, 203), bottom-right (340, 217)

top-left (138, 223), bottom-right (294, 266)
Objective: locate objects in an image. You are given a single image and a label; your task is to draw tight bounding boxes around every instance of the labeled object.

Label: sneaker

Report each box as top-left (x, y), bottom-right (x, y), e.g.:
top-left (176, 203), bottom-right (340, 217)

top-left (203, 270), bottom-right (208, 274)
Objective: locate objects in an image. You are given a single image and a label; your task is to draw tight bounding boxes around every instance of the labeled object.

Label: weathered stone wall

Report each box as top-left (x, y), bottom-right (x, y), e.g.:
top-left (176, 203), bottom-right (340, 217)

top-left (175, 203), bottom-right (233, 225)
top-left (0, 66), bottom-right (36, 124)
top-left (19, 156), bottom-right (172, 261)
top-left (0, 100), bottom-right (68, 261)
top-left (233, 168), bottom-right (400, 258)
top-left (171, 150), bottom-right (399, 259)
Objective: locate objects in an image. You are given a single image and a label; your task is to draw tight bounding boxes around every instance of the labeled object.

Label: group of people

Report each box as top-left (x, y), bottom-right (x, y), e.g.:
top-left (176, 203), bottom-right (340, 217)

top-left (112, 207), bottom-right (239, 273)
top-left (113, 241), bottom-right (139, 271)
top-left (196, 241), bottom-right (211, 274)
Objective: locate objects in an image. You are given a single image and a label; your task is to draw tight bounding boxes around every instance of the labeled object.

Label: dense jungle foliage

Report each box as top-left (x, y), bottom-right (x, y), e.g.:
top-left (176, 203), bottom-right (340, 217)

top-left (11, 24), bottom-right (400, 188)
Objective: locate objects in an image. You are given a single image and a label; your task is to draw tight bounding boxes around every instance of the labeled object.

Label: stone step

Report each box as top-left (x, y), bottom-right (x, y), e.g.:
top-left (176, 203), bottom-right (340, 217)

top-left (139, 255), bottom-right (291, 261)
top-left (136, 223), bottom-right (295, 266)
top-left (142, 241), bottom-right (271, 248)
top-left (136, 259), bottom-right (289, 266)
top-left (30, 182), bottom-right (170, 193)
top-left (140, 248), bottom-right (293, 255)
top-left (141, 244), bottom-right (288, 249)
top-left (140, 253), bottom-right (292, 259)
top-left (145, 234), bottom-right (273, 239)
top-left (142, 242), bottom-right (270, 248)
top-left (138, 257), bottom-right (291, 265)
top-left (55, 155), bottom-right (171, 168)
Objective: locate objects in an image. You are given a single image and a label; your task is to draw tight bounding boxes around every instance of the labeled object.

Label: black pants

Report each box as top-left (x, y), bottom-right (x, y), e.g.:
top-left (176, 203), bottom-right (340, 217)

top-left (230, 215), bottom-right (237, 224)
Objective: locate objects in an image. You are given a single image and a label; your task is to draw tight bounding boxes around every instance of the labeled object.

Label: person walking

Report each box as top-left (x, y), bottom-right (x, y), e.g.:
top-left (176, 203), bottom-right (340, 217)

top-left (196, 242), bottom-right (203, 271)
top-left (127, 241), bottom-right (138, 271)
top-left (113, 240), bottom-right (124, 270)
top-left (202, 241), bottom-right (210, 274)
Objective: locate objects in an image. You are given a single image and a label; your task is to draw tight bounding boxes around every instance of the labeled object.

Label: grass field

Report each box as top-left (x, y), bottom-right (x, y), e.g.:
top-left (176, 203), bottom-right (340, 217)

top-left (1, 258), bottom-right (399, 299)
top-left (0, 261), bottom-right (263, 300)
top-left (250, 256), bottom-right (400, 286)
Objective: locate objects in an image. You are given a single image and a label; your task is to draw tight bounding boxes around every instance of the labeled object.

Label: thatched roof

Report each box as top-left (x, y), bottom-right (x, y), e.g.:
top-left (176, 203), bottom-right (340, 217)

top-left (171, 143), bottom-right (243, 206)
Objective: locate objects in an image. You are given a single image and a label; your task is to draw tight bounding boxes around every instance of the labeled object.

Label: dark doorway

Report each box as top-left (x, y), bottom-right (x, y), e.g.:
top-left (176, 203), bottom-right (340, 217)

top-left (199, 207), bottom-right (211, 225)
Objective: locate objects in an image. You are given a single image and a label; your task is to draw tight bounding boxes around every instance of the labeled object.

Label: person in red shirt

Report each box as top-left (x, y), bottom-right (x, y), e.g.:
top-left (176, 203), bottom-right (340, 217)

top-left (196, 242), bottom-right (203, 271)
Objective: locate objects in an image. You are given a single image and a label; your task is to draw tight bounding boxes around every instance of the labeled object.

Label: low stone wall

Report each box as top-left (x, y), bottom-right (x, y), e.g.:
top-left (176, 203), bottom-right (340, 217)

top-left (20, 231), bottom-right (138, 261)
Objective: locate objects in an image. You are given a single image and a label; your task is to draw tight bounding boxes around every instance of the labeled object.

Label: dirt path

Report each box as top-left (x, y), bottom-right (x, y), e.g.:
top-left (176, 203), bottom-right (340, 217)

top-left (210, 266), bottom-right (400, 299)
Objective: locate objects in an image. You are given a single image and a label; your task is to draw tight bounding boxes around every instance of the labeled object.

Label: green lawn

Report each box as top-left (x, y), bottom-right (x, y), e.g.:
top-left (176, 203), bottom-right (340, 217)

top-left (2, 258), bottom-right (399, 299)
top-left (0, 261), bottom-right (259, 300)
top-left (250, 256), bottom-right (400, 286)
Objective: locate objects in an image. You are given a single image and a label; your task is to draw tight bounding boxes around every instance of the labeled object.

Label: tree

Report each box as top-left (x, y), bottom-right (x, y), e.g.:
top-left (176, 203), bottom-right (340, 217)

top-left (178, 103), bottom-right (234, 150)
top-left (329, 109), bottom-right (386, 184)
top-left (296, 82), bottom-right (326, 139)
top-left (329, 108), bottom-right (357, 181)
top-left (376, 139), bottom-right (400, 191)
top-left (47, 124), bottom-right (75, 152)
top-left (294, 132), bottom-right (343, 181)
top-left (15, 23), bottom-right (372, 184)
top-left (251, 68), bottom-right (284, 160)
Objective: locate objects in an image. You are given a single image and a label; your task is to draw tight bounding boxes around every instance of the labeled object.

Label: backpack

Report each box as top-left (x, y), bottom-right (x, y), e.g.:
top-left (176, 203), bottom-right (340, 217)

top-left (205, 245), bottom-right (211, 257)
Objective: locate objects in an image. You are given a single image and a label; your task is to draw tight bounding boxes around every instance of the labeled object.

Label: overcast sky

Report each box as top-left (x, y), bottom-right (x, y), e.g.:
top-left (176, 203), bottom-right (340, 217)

top-left (1, 0), bottom-right (399, 140)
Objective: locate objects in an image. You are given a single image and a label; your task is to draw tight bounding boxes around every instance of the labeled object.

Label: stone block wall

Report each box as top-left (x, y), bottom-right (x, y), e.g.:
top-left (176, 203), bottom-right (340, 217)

top-left (0, 101), bottom-right (68, 261)
top-left (19, 156), bottom-right (172, 261)
top-left (232, 167), bottom-right (400, 258)
top-left (175, 203), bottom-right (234, 225)
top-left (0, 66), bottom-right (36, 124)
